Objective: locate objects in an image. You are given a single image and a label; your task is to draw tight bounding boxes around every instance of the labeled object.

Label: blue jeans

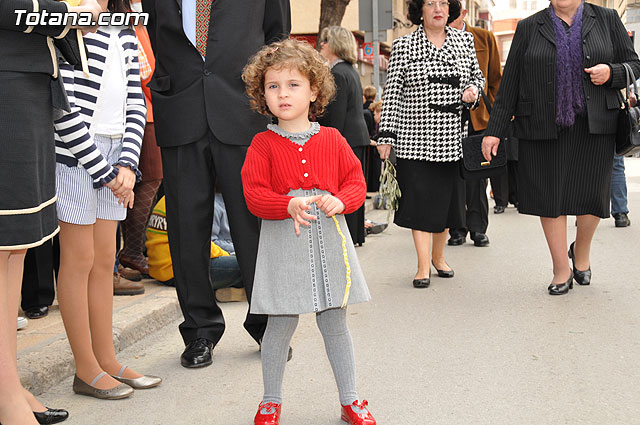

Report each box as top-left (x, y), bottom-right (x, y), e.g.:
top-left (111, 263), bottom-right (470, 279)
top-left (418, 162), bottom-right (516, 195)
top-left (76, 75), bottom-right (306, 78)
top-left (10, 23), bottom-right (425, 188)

top-left (611, 155), bottom-right (629, 215)
top-left (209, 255), bottom-right (243, 290)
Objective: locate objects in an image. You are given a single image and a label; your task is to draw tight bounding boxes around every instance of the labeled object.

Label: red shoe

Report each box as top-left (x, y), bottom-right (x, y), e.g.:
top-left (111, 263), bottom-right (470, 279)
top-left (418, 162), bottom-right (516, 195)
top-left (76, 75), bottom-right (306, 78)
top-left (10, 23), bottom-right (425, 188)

top-left (254, 401), bottom-right (281, 425)
top-left (341, 400), bottom-right (376, 425)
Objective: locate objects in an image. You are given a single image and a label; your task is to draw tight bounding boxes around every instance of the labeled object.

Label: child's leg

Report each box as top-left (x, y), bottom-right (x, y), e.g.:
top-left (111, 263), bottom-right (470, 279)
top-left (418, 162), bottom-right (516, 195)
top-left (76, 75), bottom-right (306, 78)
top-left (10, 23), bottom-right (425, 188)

top-left (316, 308), bottom-right (358, 406)
top-left (90, 219), bottom-right (142, 379)
top-left (57, 221), bottom-right (120, 389)
top-left (262, 315), bottom-right (299, 404)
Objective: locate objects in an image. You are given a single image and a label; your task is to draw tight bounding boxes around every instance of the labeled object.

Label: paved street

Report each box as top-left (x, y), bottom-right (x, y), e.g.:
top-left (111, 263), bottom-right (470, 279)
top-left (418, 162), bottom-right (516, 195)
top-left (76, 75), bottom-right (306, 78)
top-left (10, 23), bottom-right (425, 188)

top-left (35, 159), bottom-right (640, 425)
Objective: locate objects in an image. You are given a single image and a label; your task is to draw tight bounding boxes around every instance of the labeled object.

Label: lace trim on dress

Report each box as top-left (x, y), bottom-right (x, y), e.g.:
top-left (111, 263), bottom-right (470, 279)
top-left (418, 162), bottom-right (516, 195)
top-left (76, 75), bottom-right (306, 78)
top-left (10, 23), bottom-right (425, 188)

top-left (267, 122), bottom-right (321, 145)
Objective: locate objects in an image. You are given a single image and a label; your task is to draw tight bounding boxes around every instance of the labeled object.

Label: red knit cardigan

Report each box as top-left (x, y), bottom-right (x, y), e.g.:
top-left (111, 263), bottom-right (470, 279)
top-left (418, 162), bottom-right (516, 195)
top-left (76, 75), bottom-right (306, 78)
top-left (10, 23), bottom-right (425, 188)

top-left (241, 126), bottom-right (366, 220)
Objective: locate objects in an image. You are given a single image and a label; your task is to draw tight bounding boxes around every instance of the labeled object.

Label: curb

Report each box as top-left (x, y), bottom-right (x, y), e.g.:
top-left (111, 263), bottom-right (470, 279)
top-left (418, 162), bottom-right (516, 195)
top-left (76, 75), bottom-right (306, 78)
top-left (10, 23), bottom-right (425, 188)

top-left (18, 290), bottom-right (181, 396)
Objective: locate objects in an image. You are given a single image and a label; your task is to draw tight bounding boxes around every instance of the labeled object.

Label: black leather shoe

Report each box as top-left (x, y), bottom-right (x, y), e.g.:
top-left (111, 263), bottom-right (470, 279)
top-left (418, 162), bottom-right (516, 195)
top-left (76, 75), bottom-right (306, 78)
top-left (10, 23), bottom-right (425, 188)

top-left (24, 305), bottom-right (49, 319)
top-left (471, 233), bottom-right (490, 247)
top-left (493, 205), bottom-right (506, 214)
top-left (412, 277), bottom-right (430, 288)
top-left (548, 273), bottom-right (573, 295)
top-left (180, 338), bottom-right (214, 368)
top-left (34, 407), bottom-right (69, 424)
top-left (447, 235), bottom-right (466, 246)
top-left (431, 261), bottom-right (454, 278)
top-left (568, 242), bottom-right (591, 286)
top-left (613, 212), bottom-right (631, 228)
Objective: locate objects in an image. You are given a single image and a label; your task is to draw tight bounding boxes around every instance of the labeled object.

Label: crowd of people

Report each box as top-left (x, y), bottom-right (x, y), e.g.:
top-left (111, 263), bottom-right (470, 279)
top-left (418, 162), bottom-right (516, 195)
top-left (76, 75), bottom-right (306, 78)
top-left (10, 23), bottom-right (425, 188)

top-left (0, 0), bottom-right (637, 424)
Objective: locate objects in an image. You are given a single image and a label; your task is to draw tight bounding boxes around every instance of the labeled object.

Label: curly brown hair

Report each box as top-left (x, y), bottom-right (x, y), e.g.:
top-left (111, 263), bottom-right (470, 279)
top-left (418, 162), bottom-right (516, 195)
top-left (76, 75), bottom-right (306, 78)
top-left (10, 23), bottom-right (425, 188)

top-left (242, 38), bottom-right (336, 118)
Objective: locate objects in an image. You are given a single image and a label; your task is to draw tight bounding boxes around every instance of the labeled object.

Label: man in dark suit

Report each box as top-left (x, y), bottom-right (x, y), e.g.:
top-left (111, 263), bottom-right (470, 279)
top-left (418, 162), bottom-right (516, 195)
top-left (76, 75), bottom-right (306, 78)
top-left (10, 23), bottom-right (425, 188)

top-left (448, 1), bottom-right (502, 247)
top-left (142, 0), bottom-right (291, 368)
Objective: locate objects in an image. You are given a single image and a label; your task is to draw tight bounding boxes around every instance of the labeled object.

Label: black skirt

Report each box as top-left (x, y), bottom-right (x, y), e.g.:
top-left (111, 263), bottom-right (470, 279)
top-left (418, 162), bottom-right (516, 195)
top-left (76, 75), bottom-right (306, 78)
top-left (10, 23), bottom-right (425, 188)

top-left (393, 158), bottom-right (465, 233)
top-left (0, 71), bottom-right (58, 250)
top-left (517, 115), bottom-right (614, 218)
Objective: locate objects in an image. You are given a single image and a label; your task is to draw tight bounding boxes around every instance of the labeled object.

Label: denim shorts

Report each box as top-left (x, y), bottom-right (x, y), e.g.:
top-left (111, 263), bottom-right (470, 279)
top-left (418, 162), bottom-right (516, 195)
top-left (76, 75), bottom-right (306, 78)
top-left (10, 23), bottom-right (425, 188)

top-left (56, 134), bottom-right (127, 225)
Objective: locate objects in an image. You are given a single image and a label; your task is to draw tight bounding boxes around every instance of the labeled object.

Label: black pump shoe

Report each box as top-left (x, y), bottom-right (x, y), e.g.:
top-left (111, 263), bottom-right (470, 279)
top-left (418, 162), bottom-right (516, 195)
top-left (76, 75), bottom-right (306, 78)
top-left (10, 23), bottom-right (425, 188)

top-left (412, 277), bottom-right (430, 288)
top-left (548, 273), bottom-right (574, 295)
top-left (568, 242), bottom-right (591, 286)
top-left (34, 408), bottom-right (69, 424)
top-left (431, 261), bottom-right (454, 278)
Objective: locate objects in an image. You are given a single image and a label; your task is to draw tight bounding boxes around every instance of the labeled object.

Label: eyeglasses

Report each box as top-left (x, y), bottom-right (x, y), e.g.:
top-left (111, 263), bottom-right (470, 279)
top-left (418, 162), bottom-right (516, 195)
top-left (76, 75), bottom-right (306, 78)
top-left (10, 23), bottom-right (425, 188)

top-left (424, 1), bottom-right (450, 8)
top-left (320, 38), bottom-right (328, 44)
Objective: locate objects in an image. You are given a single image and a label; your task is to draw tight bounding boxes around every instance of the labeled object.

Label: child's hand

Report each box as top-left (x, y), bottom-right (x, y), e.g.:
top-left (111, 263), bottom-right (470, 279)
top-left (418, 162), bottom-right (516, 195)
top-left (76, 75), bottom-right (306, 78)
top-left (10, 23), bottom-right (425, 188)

top-left (112, 165), bottom-right (136, 197)
top-left (288, 195), bottom-right (322, 236)
top-left (315, 194), bottom-right (345, 217)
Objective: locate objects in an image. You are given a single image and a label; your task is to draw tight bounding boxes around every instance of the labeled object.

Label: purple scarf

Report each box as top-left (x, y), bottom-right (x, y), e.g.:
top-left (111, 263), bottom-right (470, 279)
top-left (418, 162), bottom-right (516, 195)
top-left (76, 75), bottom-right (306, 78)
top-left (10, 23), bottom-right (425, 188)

top-left (549, 1), bottom-right (585, 127)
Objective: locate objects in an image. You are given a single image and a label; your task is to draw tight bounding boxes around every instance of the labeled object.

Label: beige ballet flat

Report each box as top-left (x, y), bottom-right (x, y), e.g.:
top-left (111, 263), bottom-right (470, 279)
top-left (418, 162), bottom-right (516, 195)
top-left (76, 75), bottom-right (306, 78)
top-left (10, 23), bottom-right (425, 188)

top-left (112, 365), bottom-right (162, 389)
top-left (73, 372), bottom-right (134, 400)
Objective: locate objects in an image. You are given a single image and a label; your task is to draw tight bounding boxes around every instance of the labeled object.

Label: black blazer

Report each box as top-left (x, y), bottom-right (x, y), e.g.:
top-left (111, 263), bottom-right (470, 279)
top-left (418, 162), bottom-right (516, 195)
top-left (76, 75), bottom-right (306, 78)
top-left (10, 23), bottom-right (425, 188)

top-left (142, 0), bottom-right (290, 148)
top-left (485, 3), bottom-right (640, 140)
top-left (318, 62), bottom-right (370, 148)
top-left (0, 0), bottom-right (70, 75)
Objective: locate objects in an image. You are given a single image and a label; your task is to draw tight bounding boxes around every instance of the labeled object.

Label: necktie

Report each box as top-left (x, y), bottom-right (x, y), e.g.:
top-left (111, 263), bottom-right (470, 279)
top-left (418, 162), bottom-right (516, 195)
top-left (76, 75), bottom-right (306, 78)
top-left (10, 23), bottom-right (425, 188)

top-left (195, 0), bottom-right (212, 57)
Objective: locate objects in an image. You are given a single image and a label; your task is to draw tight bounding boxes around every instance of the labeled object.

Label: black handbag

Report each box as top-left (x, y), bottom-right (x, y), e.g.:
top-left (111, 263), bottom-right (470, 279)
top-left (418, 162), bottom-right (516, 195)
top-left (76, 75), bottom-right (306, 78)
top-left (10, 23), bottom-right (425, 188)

top-left (460, 92), bottom-right (507, 180)
top-left (615, 63), bottom-right (640, 156)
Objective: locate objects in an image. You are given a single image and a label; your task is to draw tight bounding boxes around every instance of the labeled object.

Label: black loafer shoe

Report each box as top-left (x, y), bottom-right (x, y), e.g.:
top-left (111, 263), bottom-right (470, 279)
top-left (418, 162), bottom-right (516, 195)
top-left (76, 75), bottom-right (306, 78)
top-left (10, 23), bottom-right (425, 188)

top-left (180, 338), bottom-right (214, 368)
top-left (548, 273), bottom-right (573, 295)
top-left (412, 278), bottom-right (430, 288)
top-left (432, 261), bottom-right (454, 278)
top-left (493, 205), bottom-right (506, 214)
top-left (471, 233), bottom-right (490, 247)
top-left (24, 305), bottom-right (49, 319)
top-left (613, 212), bottom-right (631, 228)
top-left (447, 235), bottom-right (466, 246)
top-left (34, 407), bottom-right (69, 424)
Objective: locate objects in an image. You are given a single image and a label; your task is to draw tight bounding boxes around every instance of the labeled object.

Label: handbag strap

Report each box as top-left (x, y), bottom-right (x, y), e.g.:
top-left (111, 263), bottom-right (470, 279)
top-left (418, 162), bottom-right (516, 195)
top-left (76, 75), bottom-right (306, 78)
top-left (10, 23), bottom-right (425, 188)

top-left (480, 90), bottom-right (492, 115)
top-left (622, 62), bottom-right (638, 104)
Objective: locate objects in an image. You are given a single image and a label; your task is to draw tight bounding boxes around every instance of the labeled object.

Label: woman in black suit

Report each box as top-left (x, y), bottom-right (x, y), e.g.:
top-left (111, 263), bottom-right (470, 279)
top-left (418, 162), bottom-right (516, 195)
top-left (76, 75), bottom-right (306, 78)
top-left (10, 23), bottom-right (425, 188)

top-left (482, 0), bottom-right (640, 295)
top-left (0, 2), bottom-right (100, 423)
top-left (318, 26), bottom-right (371, 246)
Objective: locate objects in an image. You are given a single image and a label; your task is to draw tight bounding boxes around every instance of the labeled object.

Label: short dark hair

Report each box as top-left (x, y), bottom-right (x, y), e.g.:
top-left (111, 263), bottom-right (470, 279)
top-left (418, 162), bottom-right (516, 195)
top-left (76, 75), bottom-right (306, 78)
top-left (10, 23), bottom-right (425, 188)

top-left (108, 0), bottom-right (131, 14)
top-left (407, 0), bottom-right (462, 26)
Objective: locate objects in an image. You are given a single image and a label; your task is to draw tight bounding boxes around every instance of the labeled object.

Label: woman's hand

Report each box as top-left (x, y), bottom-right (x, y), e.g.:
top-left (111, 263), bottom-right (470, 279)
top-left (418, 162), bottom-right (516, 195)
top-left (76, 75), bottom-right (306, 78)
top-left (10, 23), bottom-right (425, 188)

top-left (462, 85), bottom-right (479, 104)
top-left (584, 64), bottom-right (611, 86)
top-left (316, 194), bottom-right (345, 218)
top-left (287, 195), bottom-right (321, 236)
top-left (69, 0), bottom-right (103, 30)
top-left (377, 144), bottom-right (391, 160)
top-left (482, 136), bottom-right (500, 161)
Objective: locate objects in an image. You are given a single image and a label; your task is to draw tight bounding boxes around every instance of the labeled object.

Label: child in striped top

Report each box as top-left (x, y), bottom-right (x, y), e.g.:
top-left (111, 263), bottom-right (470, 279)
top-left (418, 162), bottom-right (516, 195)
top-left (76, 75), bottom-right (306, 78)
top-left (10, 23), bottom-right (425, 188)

top-left (53, 0), bottom-right (161, 400)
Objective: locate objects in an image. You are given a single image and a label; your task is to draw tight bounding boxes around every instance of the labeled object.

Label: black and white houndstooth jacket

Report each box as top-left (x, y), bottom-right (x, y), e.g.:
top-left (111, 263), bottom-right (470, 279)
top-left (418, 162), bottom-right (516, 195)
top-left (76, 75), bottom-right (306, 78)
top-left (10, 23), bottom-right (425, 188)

top-left (378, 25), bottom-right (484, 162)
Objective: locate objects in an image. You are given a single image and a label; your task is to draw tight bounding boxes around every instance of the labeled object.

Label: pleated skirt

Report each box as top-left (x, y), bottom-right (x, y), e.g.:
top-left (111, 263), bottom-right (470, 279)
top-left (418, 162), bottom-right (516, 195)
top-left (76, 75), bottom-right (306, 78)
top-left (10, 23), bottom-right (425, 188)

top-left (393, 158), bottom-right (465, 233)
top-left (0, 72), bottom-right (58, 250)
top-left (517, 115), bottom-right (615, 218)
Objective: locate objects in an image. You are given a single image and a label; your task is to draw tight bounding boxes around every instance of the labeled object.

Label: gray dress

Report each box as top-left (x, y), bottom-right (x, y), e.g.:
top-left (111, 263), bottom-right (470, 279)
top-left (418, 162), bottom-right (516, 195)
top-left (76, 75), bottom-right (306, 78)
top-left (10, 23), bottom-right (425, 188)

top-left (250, 123), bottom-right (371, 315)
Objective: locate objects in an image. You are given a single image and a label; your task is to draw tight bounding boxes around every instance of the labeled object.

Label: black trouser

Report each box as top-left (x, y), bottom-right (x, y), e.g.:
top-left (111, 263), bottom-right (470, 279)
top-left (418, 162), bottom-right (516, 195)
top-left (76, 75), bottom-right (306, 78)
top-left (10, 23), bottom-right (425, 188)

top-left (490, 160), bottom-right (519, 207)
top-left (450, 113), bottom-right (489, 238)
top-left (161, 131), bottom-right (266, 347)
top-left (346, 145), bottom-right (366, 245)
top-left (21, 236), bottom-right (59, 311)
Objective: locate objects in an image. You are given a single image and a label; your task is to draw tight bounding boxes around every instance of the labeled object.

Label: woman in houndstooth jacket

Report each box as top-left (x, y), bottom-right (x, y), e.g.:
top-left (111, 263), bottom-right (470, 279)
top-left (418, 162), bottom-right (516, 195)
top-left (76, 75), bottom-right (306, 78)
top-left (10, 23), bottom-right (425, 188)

top-left (377, 0), bottom-right (484, 289)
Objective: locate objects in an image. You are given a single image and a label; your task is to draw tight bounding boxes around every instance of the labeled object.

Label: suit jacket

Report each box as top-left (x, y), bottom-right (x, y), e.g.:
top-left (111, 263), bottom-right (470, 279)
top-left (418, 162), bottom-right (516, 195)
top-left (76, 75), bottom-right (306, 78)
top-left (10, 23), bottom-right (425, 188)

top-left (485, 3), bottom-right (640, 140)
top-left (317, 61), bottom-right (370, 148)
top-left (142, 0), bottom-right (291, 148)
top-left (466, 24), bottom-right (502, 131)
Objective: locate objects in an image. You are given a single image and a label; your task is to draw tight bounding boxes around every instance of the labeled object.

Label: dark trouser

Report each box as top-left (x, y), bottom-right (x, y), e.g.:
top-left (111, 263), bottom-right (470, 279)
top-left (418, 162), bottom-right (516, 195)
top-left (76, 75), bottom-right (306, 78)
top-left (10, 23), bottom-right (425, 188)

top-left (490, 160), bottom-right (519, 207)
top-left (160, 131), bottom-right (266, 347)
top-left (345, 145), bottom-right (366, 245)
top-left (450, 114), bottom-right (489, 237)
top-left (21, 236), bottom-right (59, 311)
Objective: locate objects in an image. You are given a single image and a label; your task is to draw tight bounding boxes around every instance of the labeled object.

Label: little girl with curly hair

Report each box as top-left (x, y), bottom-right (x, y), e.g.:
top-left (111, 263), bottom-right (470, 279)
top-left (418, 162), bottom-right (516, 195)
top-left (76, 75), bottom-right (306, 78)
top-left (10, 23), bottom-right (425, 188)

top-left (241, 38), bottom-right (377, 425)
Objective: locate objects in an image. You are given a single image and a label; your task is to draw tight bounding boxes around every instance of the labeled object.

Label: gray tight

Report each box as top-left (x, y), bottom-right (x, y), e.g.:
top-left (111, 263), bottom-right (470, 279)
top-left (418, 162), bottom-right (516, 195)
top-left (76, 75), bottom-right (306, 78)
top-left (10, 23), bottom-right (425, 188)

top-left (261, 308), bottom-right (357, 405)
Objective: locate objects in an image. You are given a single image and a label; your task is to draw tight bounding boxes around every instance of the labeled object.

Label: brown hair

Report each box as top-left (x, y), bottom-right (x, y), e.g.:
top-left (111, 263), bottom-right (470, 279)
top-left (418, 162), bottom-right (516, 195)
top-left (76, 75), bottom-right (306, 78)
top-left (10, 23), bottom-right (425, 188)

top-left (242, 38), bottom-right (336, 118)
top-left (369, 100), bottom-right (383, 113)
top-left (363, 85), bottom-right (377, 101)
